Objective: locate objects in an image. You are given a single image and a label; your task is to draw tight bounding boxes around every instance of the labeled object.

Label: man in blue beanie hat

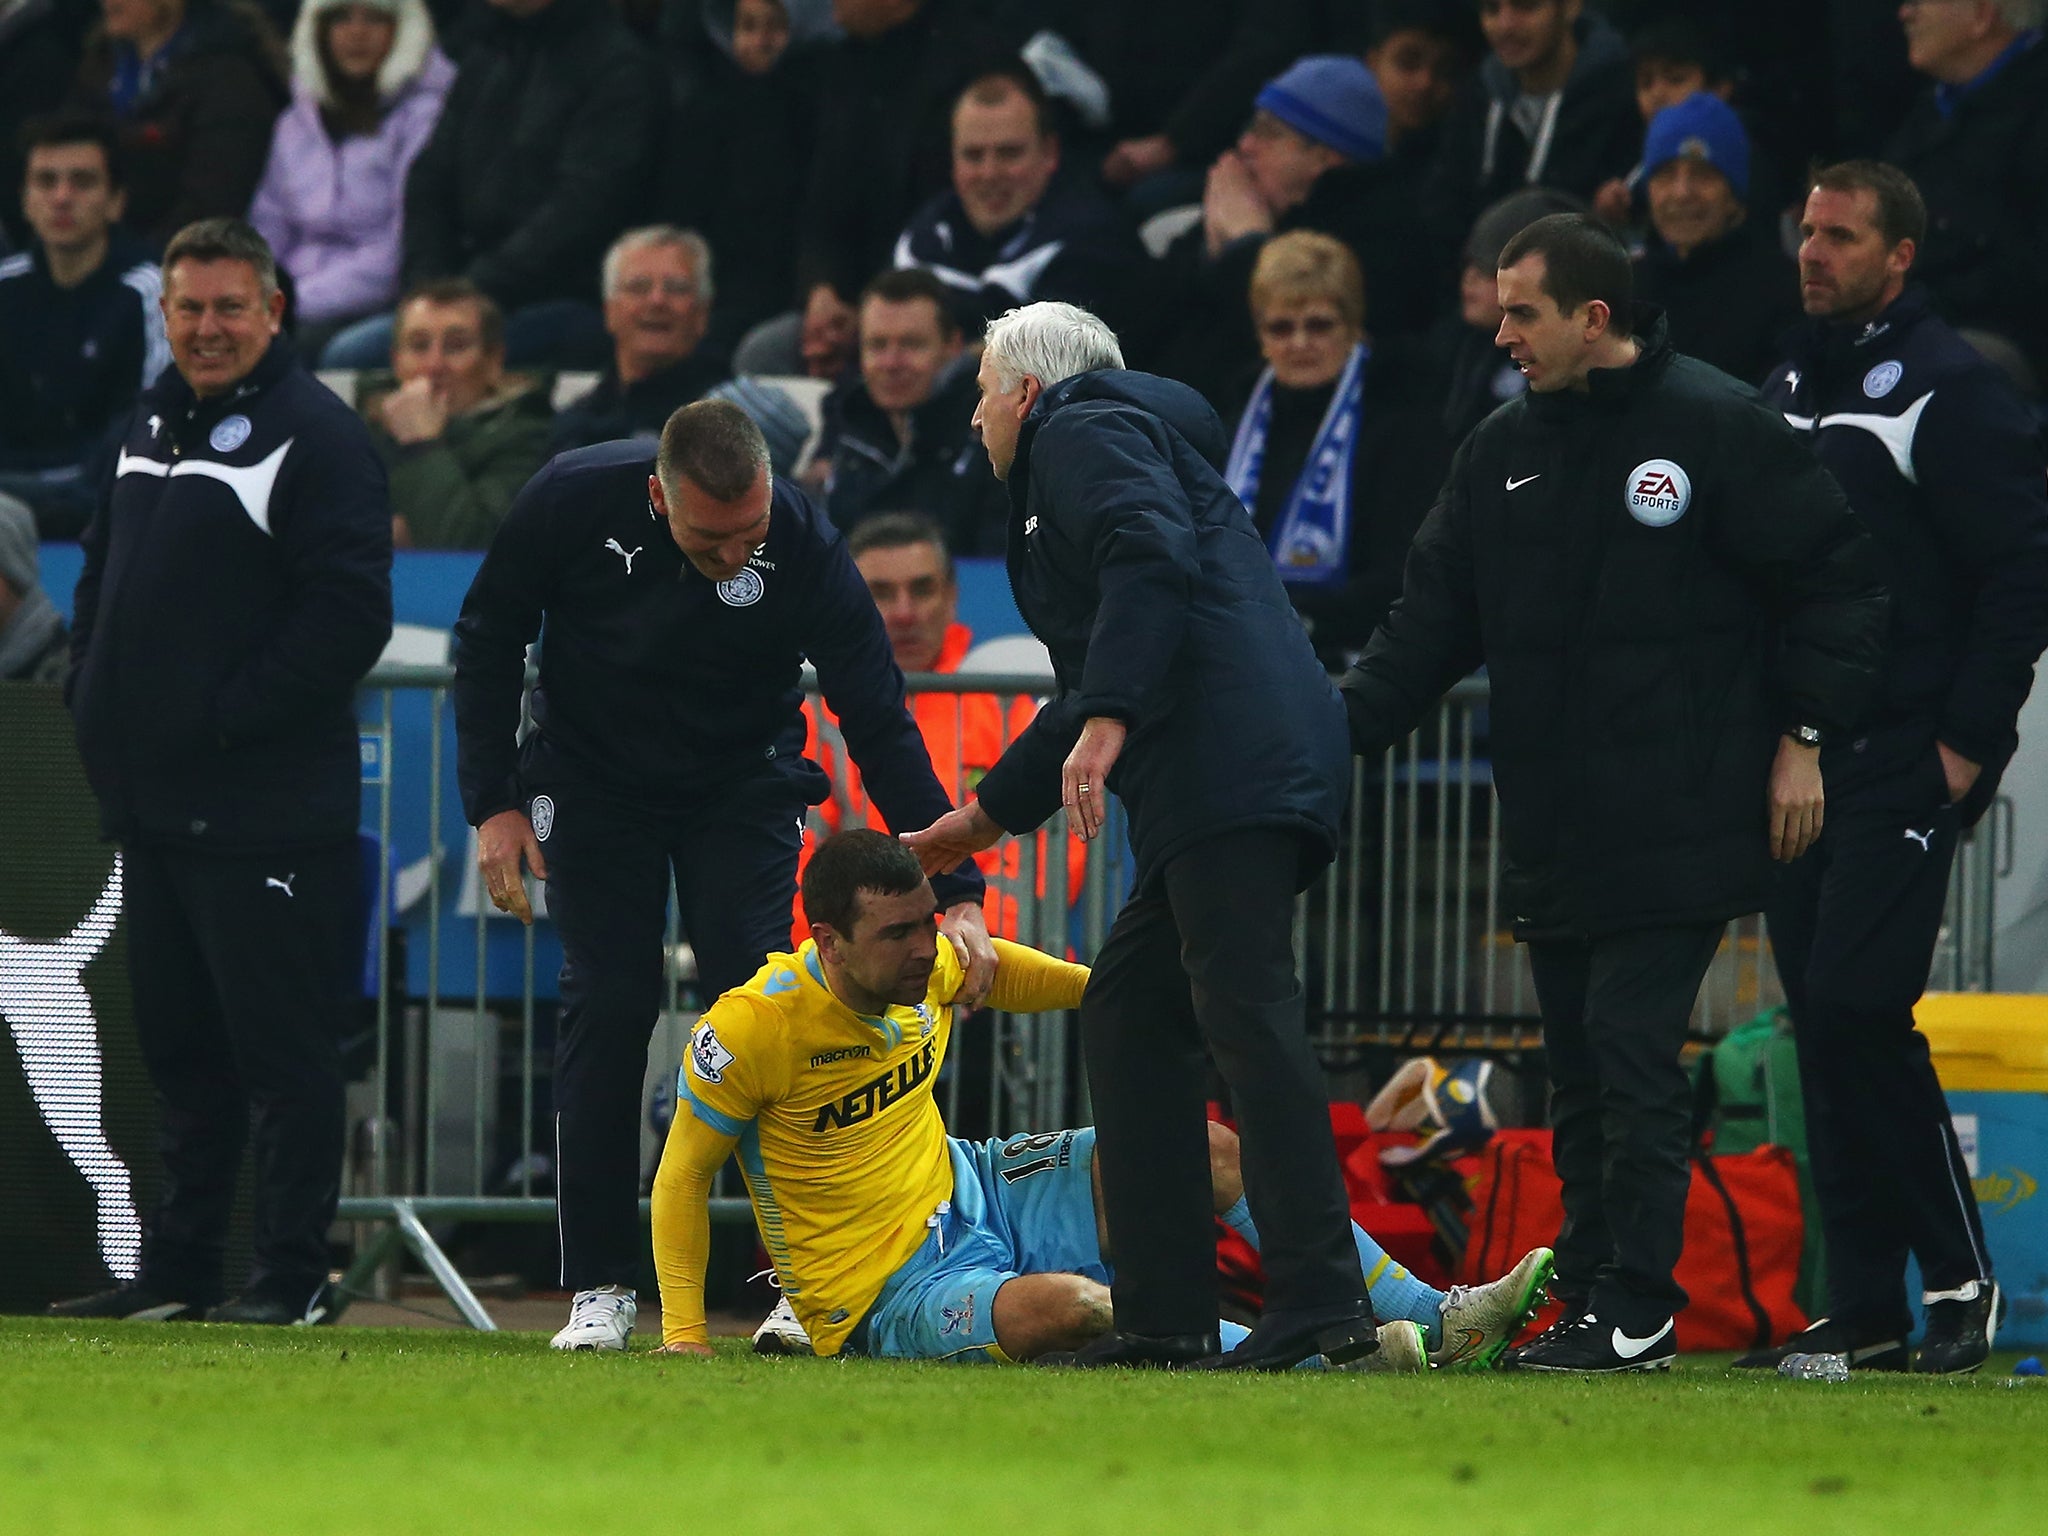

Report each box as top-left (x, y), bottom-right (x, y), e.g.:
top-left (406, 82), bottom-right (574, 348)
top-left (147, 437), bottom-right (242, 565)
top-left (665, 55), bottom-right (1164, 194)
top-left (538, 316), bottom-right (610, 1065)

top-left (1150, 54), bottom-right (1444, 407)
top-left (1632, 92), bottom-right (1796, 385)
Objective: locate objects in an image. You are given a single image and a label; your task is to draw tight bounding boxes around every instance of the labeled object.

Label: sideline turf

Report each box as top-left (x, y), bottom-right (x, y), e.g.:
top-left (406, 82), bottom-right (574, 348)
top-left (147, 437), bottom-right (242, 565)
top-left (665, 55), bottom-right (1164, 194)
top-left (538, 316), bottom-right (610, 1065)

top-left (2, 1318), bottom-right (2043, 1535)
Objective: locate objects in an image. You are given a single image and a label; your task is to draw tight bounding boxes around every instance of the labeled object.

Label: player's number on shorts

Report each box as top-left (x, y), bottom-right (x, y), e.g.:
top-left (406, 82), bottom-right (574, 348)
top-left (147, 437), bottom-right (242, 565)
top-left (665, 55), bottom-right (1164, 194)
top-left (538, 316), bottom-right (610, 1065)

top-left (998, 1132), bottom-right (1065, 1185)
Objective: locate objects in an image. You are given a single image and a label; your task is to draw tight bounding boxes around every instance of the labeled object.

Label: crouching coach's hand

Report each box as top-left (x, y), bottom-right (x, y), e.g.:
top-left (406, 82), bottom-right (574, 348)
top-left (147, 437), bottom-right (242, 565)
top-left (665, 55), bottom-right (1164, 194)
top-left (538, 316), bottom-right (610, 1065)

top-left (940, 900), bottom-right (997, 1012)
top-left (477, 807), bottom-right (546, 924)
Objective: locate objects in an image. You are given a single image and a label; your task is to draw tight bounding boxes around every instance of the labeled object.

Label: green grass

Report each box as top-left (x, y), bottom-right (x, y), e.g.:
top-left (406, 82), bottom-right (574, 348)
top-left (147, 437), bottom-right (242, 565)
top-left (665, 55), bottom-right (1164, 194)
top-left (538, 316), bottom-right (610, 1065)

top-left (2, 1319), bottom-right (2045, 1535)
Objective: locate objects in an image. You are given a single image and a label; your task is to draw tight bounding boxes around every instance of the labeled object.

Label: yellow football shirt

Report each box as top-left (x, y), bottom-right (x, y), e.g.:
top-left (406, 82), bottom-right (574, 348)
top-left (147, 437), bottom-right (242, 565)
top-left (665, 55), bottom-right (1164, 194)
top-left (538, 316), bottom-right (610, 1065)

top-left (658, 934), bottom-right (1087, 1354)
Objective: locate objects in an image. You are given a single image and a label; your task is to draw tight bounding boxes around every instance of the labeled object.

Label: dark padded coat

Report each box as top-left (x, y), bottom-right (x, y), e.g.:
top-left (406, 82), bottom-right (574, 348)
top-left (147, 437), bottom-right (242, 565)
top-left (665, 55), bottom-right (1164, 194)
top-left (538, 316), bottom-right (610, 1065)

top-left (1341, 312), bottom-right (1889, 937)
top-left (401, 0), bottom-right (662, 309)
top-left (1765, 286), bottom-right (2048, 824)
top-left (973, 369), bottom-right (1352, 893)
top-left (69, 338), bottom-right (393, 848)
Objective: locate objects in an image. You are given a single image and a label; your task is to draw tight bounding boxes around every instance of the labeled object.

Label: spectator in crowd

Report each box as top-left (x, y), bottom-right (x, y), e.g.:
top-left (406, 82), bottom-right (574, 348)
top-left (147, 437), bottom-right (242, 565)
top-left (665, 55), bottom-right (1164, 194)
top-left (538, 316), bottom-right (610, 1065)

top-left (1429, 0), bottom-right (1638, 247)
top-left (550, 226), bottom-right (727, 453)
top-left (1366, 0), bottom-right (1481, 162)
top-left (798, 513), bottom-right (1085, 939)
top-left (1751, 159), bottom-right (2048, 1376)
top-left (1225, 232), bottom-right (1449, 669)
top-left (0, 115), bottom-right (168, 538)
top-left (813, 267), bottom-right (1004, 553)
top-left (1041, 0), bottom-right (1317, 198)
top-left (324, 0), bottom-right (663, 369)
top-left (1886, 0), bottom-right (2048, 383)
top-left (68, 0), bottom-right (290, 249)
top-left (247, 0), bottom-right (452, 362)
top-left (703, 375), bottom-right (813, 477)
top-left (1154, 56), bottom-right (1435, 410)
top-left (0, 491), bottom-right (70, 684)
top-left (894, 65), bottom-right (1146, 339)
top-left (1590, 18), bottom-right (1737, 226)
top-left (54, 217), bottom-right (391, 1329)
top-left (364, 277), bottom-right (550, 549)
top-left (1424, 186), bottom-right (1579, 444)
top-left (793, 0), bottom-right (1021, 378)
top-left (0, 0), bottom-right (78, 250)
top-left (1630, 93), bottom-right (1797, 385)
top-left (666, 0), bottom-right (832, 361)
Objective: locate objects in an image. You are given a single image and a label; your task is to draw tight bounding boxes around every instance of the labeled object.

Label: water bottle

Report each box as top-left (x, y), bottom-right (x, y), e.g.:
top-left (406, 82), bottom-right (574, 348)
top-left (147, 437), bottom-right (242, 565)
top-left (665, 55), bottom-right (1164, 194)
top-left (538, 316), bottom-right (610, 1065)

top-left (1778, 1351), bottom-right (1851, 1382)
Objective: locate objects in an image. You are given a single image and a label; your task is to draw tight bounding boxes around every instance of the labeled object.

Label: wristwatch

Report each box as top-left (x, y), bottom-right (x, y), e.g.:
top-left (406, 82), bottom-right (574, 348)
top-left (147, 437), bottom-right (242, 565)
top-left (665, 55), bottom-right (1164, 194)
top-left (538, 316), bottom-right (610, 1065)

top-left (1788, 723), bottom-right (1824, 749)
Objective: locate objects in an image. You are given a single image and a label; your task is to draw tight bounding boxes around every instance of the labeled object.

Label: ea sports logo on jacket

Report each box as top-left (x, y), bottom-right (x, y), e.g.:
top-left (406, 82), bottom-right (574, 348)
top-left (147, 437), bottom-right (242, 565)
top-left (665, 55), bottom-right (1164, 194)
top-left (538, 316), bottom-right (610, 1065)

top-left (1625, 459), bottom-right (1691, 527)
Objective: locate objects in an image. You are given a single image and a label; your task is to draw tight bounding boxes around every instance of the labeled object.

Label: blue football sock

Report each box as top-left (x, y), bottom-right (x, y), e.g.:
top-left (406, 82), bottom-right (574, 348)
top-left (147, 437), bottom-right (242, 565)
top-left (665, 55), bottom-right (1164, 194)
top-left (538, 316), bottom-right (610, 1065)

top-left (1222, 1194), bottom-right (1445, 1349)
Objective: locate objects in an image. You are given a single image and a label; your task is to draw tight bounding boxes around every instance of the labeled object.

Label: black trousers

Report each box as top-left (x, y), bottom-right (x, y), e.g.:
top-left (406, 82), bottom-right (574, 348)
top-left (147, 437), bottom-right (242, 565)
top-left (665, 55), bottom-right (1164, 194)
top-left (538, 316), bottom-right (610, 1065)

top-left (538, 776), bottom-right (804, 1290)
top-left (1529, 923), bottom-right (1723, 1325)
top-left (124, 839), bottom-right (356, 1305)
top-left (1081, 827), bottom-right (1363, 1336)
top-left (1765, 762), bottom-right (1992, 1335)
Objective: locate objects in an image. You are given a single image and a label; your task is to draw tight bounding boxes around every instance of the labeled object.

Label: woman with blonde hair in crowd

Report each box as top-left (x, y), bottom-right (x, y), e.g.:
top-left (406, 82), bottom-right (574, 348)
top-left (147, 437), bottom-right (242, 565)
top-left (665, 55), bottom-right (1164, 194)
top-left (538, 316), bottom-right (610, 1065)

top-left (1225, 230), bottom-right (1449, 668)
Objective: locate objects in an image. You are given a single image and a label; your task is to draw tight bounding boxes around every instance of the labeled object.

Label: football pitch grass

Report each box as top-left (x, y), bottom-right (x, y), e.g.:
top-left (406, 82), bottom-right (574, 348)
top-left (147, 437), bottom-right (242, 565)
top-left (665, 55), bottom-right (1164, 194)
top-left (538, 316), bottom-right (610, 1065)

top-left (4, 1319), bottom-right (2045, 1535)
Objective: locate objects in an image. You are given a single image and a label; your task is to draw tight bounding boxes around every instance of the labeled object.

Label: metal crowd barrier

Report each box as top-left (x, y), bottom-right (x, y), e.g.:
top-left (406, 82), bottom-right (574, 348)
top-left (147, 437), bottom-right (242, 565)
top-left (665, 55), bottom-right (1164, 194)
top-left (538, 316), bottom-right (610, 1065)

top-left (343, 662), bottom-right (2003, 1324)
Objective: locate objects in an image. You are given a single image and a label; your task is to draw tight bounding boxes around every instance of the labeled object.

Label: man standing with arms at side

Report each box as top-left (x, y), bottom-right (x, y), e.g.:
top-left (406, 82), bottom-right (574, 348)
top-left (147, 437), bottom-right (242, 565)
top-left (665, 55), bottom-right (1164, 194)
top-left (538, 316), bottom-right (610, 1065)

top-left (1742, 162), bottom-right (2048, 1376)
top-left (905, 302), bottom-right (1372, 1371)
top-left (52, 218), bottom-right (392, 1326)
top-left (452, 399), bottom-right (992, 1352)
top-left (1341, 214), bottom-right (1888, 1373)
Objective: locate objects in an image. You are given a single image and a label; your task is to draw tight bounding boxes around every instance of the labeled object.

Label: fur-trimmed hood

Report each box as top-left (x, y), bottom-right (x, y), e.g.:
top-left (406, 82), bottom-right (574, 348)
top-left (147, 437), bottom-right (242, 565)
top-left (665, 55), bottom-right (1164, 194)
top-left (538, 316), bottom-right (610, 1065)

top-left (290, 0), bottom-right (439, 107)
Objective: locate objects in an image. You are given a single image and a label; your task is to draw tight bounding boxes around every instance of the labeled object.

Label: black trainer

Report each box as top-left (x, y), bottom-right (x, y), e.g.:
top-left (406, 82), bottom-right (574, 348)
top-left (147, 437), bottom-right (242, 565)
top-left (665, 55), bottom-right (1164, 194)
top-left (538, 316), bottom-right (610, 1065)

top-left (46, 1283), bottom-right (202, 1322)
top-left (208, 1280), bottom-right (338, 1327)
top-left (1914, 1281), bottom-right (2000, 1375)
top-left (1037, 1329), bottom-right (1218, 1368)
top-left (1731, 1317), bottom-right (1908, 1372)
top-left (1189, 1304), bottom-right (1379, 1372)
top-left (1510, 1310), bottom-right (1675, 1373)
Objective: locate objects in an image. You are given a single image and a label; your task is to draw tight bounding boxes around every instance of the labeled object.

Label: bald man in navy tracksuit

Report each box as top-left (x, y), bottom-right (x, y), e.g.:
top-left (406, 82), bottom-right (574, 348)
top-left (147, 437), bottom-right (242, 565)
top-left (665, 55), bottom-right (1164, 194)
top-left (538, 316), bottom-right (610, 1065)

top-left (452, 402), bottom-right (987, 1350)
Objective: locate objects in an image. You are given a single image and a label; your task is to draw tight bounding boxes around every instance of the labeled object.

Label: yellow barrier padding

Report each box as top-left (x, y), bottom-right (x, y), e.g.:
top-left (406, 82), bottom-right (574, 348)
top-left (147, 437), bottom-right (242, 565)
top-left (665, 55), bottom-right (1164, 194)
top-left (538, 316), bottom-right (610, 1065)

top-left (1914, 993), bottom-right (2048, 1093)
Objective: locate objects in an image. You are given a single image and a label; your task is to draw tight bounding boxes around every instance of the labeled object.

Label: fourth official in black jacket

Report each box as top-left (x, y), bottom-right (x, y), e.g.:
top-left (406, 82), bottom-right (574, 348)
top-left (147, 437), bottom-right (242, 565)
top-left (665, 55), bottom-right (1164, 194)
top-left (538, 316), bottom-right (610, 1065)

top-left (1343, 214), bottom-right (1887, 1371)
top-left (1745, 163), bottom-right (2048, 1374)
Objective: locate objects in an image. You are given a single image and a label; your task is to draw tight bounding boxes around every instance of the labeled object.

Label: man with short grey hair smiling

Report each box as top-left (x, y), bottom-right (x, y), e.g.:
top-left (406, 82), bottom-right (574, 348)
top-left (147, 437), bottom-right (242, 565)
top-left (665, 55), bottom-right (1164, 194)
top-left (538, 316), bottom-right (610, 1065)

top-left (904, 300), bottom-right (1372, 1371)
top-left (551, 226), bottom-right (729, 452)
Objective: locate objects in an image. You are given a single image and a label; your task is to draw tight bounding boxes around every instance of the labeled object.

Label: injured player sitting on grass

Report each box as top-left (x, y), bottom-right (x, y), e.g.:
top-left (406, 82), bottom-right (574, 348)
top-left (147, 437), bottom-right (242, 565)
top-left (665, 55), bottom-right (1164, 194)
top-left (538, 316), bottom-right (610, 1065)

top-left (651, 829), bottom-right (1551, 1368)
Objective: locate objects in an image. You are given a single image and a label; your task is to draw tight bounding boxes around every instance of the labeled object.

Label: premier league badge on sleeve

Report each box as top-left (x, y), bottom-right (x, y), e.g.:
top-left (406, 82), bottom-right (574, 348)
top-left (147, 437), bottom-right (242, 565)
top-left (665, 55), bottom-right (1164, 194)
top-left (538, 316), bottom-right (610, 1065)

top-left (209, 414), bottom-right (253, 453)
top-left (691, 1022), bottom-right (735, 1083)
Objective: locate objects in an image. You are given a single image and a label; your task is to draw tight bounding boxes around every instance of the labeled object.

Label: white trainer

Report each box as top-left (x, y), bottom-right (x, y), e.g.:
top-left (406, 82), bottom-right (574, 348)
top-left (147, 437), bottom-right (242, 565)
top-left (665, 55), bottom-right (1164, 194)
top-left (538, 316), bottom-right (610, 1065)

top-left (1430, 1246), bottom-right (1556, 1370)
top-left (751, 1296), bottom-right (811, 1356)
top-left (1338, 1318), bottom-right (1428, 1374)
top-left (551, 1286), bottom-right (637, 1351)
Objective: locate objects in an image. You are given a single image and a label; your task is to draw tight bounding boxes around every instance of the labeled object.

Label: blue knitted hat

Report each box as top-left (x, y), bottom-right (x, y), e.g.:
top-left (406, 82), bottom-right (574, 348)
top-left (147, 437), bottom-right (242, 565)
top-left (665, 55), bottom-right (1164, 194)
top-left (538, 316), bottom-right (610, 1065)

top-left (1255, 55), bottom-right (1388, 163)
top-left (1641, 92), bottom-right (1750, 200)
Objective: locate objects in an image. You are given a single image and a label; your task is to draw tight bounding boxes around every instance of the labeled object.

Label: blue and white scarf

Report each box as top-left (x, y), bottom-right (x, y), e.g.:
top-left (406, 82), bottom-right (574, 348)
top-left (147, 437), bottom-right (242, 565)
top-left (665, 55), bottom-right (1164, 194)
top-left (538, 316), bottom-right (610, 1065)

top-left (1224, 343), bottom-right (1368, 589)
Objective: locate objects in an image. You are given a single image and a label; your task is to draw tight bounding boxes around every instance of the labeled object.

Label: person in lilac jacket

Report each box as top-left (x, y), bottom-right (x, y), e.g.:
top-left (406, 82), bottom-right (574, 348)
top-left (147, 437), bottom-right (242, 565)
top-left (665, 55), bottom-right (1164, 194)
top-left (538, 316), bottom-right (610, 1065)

top-left (250, 0), bottom-right (451, 357)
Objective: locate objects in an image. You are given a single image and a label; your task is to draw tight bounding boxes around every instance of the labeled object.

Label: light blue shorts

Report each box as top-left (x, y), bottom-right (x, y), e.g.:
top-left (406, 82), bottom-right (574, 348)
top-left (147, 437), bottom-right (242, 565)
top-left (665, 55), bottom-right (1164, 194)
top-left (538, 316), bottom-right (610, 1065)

top-left (859, 1128), bottom-right (1106, 1362)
